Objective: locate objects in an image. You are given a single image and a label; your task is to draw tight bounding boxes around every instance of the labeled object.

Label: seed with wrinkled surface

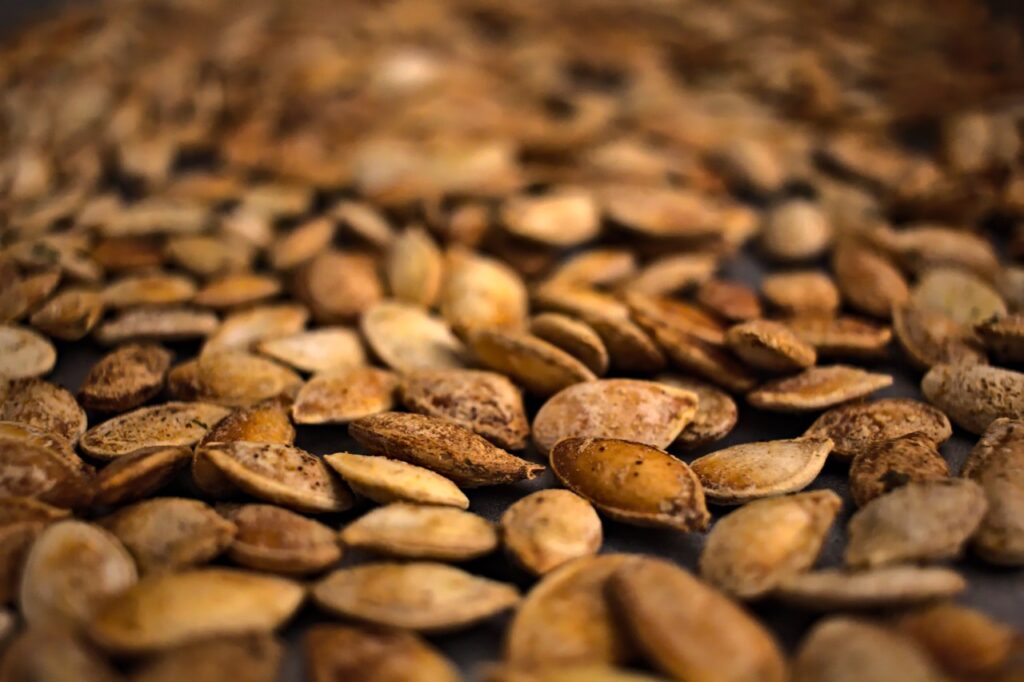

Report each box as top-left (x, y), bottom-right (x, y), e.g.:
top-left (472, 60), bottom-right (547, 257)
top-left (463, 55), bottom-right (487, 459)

top-left (305, 624), bottom-right (459, 682)
top-left (202, 304), bottom-right (308, 356)
top-left (292, 367), bottom-right (397, 424)
top-left (975, 313), bottom-right (1024, 362)
top-left (961, 418), bottom-right (1024, 565)
top-left (340, 503), bottom-right (498, 561)
top-left (911, 266), bottom-right (1007, 327)
top-left (349, 412), bottom-right (544, 487)
top-left (386, 226), bottom-right (444, 307)
top-left (895, 603), bottom-right (1015, 679)
top-left (761, 271), bottom-right (841, 317)
top-left (256, 327), bottom-right (366, 374)
top-left (20, 520), bottom-right (138, 630)
top-left (192, 351), bottom-right (302, 407)
top-left (29, 288), bottom-right (105, 341)
top-left (0, 377), bottom-right (87, 446)
top-left (690, 438), bottom-right (833, 505)
top-left (0, 627), bottom-right (124, 682)
top-left (772, 566), bottom-right (966, 610)
top-left (725, 319), bottom-right (817, 373)
top-left (700, 490), bottom-right (841, 598)
top-left (469, 327), bottom-right (597, 396)
top-left (192, 273), bottom-right (282, 309)
top-left (831, 240), bottom-right (909, 318)
top-left (609, 557), bottom-right (787, 682)
top-left (501, 490), bottom-right (602, 576)
top-left (921, 362), bottom-right (1024, 434)
top-left (849, 433), bottom-right (950, 506)
top-left (803, 398), bottom-right (952, 459)
top-left (532, 379), bottom-right (698, 455)
top-left (550, 438), bottom-right (709, 531)
top-left (78, 343), bottom-right (173, 411)
top-left (323, 452), bottom-right (468, 509)
top-left (845, 479), bottom-right (988, 568)
top-left (94, 445), bottom-right (191, 507)
top-left (892, 302), bottom-right (986, 369)
top-left (658, 375), bottom-right (739, 450)
top-left (94, 307), bottom-right (218, 345)
top-left (748, 365), bottom-right (893, 412)
top-left (761, 199), bottom-right (832, 262)
top-left (361, 301), bottom-right (467, 372)
top-left (80, 401), bottom-right (230, 459)
top-left (313, 562), bottom-right (519, 633)
top-left (0, 325), bottom-right (55, 379)
top-left (785, 315), bottom-right (892, 359)
top-left (131, 634), bottom-right (284, 682)
top-left (0, 437), bottom-right (93, 508)
top-left (530, 313), bottom-right (609, 376)
top-left (90, 568), bottom-right (304, 654)
top-left (220, 503), bottom-right (341, 575)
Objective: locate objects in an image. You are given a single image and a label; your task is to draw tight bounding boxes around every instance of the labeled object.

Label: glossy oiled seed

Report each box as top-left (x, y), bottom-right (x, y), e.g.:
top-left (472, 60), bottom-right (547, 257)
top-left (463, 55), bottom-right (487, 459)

top-left (501, 490), bottom-right (602, 576)
top-left (323, 452), bottom-right (469, 509)
top-left (803, 398), bottom-right (952, 459)
top-left (658, 375), bottom-right (739, 449)
top-left (895, 603), bottom-right (1015, 679)
top-left (78, 343), bottom-right (173, 411)
top-left (220, 503), bottom-right (341, 575)
top-left (0, 324), bottom-right (56, 378)
top-left (361, 301), bottom-right (467, 372)
top-left (80, 401), bottom-right (230, 459)
top-left (0, 377), bottom-right (87, 446)
top-left (131, 634), bottom-right (284, 682)
top-left (292, 367), bottom-right (397, 424)
top-left (94, 445), bottom-right (192, 507)
top-left (772, 566), bottom-right (967, 610)
top-left (690, 438), bottom-right (833, 505)
top-left (849, 433), bottom-right (950, 506)
top-left (961, 418), bottom-right (1024, 565)
top-left (921, 363), bottom-right (1024, 434)
top-left (469, 327), bottom-right (597, 397)
top-left (256, 327), bottom-right (366, 374)
top-left (725, 319), bottom-right (817, 373)
top-left (529, 313), bottom-right (609, 376)
top-left (747, 365), bottom-right (893, 412)
top-left (305, 624), bottom-right (459, 682)
top-left (386, 226), bottom-right (444, 307)
top-left (892, 302), bottom-right (986, 369)
top-left (340, 503), bottom-right (498, 561)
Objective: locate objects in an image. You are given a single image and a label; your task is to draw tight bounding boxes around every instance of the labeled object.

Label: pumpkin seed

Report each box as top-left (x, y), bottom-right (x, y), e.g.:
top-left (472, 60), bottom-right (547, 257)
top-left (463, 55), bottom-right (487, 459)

top-left (220, 503), bottom-right (341, 575)
top-left (845, 479), bottom-right (988, 567)
top-left (0, 437), bottom-right (93, 508)
top-left (202, 304), bottom-right (308, 355)
top-left (601, 186), bottom-right (721, 240)
top-left (785, 315), bottom-right (892, 359)
top-left (696, 279), bottom-right (762, 322)
top-left (0, 378), bottom-right (87, 445)
top-left (748, 365), bottom-right (893, 412)
top-left (78, 343), bottom-right (173, 411)
top-left (195, 441), bottom-right (353, 513)
top-left (803, 398), bottom-right (952, 459)
top-left (624, 253), bottom-right (720, 297)
top-left (80, 402), bottom-right (230, 459)
top-left (550, 438), bottom-right (709, 531)
top-left (725, 319), bottom-right (817, 372)
top-left (304, 624), bottom-right (458, 682)
top-left (441, 249), bottom-right (529, 334)
top-left (0, 260), bottom-right (27, 324)
top-left (94, 307), bottom-right (218, 345)
top-left (256, 327), bottom-right (366, 374)
top-left (192, 351), bottom-right (302, 407)
top-left (323, 452), bottom-right (469, 509)
top-left (296, 250), bottom-right (383, 324)
top-left (501, 189), bottom-right (599, 247)
top-left (690, 437), bottom-right (833, 505)
top-left (700, 490), bottom-right (841, 598)
top-left (761, 271), bottom-right (841, 317)
top-left (17, 268), bottom-right (61, 313)
top-left (101, 198), bottom-right (208, 237)
top-left (349, 412), bottom-right (544, 487)
top-left (340, 503), bottom-right (498, 561)
top-left (545, 249), bottom-right (637, 288)
top-left (93, 445), bottom-right (191, 507)
top-left (892, 302), bottom-right (986, 369)
top-left (0, 325), bottom-right (55, 378)
top-left (90, 568), bottom-right (304, 654)
top-left (292, 367), bottom-right (397, 424)
top-left (772, 566), bottom-right (966, 610)
top-left (0, 522), bottom-right (46, 605)
top-left (831, 240), bottom-right (909, 318)
top-left (361, 301), bottom-right (467, 372)
top-left (895, 603), bottom-right (1015, 679)
top-left (386, 226), bottom-right (444, 307)
top-left (312, 562), bottom-right (519, 632)
top-left (20, 520), bottom-right (138, 630)
top-left (92, 236), bottom-right (164, 272)
top-left (0, 496), bottom-right (70, 525)
top-left (332, 200), bottom-right (396, 249)
top-left (961, 418), bottom-right (1024, 565)
top-left (501, 490), bottom-right (602, 576)
top-left (269, 217), bottom-right (336, 271)
top-left (102, 273), bottom-right (197, 309)
top-left (623, 291), bottom-right (726, 345)
top-left (197, 397), bottom-right (296, 448)
top-left (532, 379), bottom-right (698, 455)
top-left (570, 312), bottom-right (666, 374)
top-left (761, 200), bottom-right (832, 262)
top-left (0, 627), bottom-right (125, 682)
top-left (193, 273), bottom-right (282, 309)
top-left (165, 235), bottom-right (255, 279)
top-left (609, 557), bottom-right (787, 682)
top-left (240, 183), bottom-right (312, 218)
top-left (483, 663), bottom-right (664, 682)
top-left (911, 267), bottom-right (1007, 327)
top-left (530, 313), bottom-right (609, 376)
top-left (849, 433), bottom-right (950, 506)
top-left (131, 634), bottom-right (284, 682)
top-left (658, 375), bottom-right (739, 449)
top-left (921, 363), bottom-right (1024, 434)
top-left (975, 313), bottom-right (1024, 362)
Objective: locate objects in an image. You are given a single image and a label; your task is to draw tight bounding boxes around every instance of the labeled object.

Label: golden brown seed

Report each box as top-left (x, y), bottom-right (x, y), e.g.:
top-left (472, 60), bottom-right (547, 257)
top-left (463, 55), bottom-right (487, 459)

top-left (164, 235), bottom-right (255, 278)
top-left (785, 315), bottom-right (892, 359)
top-left (220, 503), bottom-right (341, 576)
top-left (78, 343), bottom-right (173, 411)
top-left (609, 557), bottom-right (787, 682)
top-left (0, 437), bottom-right (93, 509)
top-left (550, 438), bottom-right (709, 531)
top-left (17, 268), bottom-right (61, 313)
top-left (601, 185), bottom-right (721, 240)
top-left (690, 438), bottom-right (833, 505)
top-left (529, 313), bottom-right (609, 376)
top-left (361, 301), bottom-right (467, 372)
top-left (192, 351), bottom-right (302, 408)
top-left (761, 200), bottom-right (832, 262)
top-left (501, 489), bottom-right (602, 576)
top-left (192, 273), bottom-right (282, 309)
top-left (304, 624), bottom-right (459, 682)
top-left (622, 291), bottom-right (725, 345)
top-left (0, 627), bottom-right (125, 682)
top-left (197, 397), bottom-right (296, 448)
top-left (201, 304), bottom-right (308, 356)
top-left (696, 279), bottom-right (762, 322)
top-left (323, 452), bottom-right (469, 509)
top-left (131, 634), bottom-right (284, 682)
top-left (659, 375), bottom-right (739, 449)
top-left (725, 319), bottom-right (817, 372)
top-left (501, 189), bottom-right (599, 247)
top-left (94, 307), bottom-right (219, 345)
top-left (892, 302), bottom-right (986, 369)
top-left (748, 365), bottom-right (893, 412)
top-left (0, 420), bottom-right (80, 470)
top-left (312, 562), bottom-right (519, 633)
top-left (544, 249), bottom-right (637, 288)
top-left (624, 253), bottom-right (720, 297)
top-left (700, 491), bottom-right (841, 598)
top-left (332, 200), bottom-right (396, 249)
top-left (240, 183), bottom-right (311, 218)
top-left (961, 418), bottom-right (1024, 565)
top-left (849, 433), bottom-right (950, 506)
top-left (895, 603), bottom-right (1015, 679)
top-left (0, 522), bottom-right (46, 605)
top-left (831, 240), bottom-right (909, 318)
top-left (921, 363), bottom-right (1024, 434)
top-left (975, 313), bottom-right (1024, 362)
top-left (0, 496), bottom-right (70, 525)
top-left (94, 445), bottom-right (192, 507)
top-left (90, 568), bottom-right (304, 654)
top-left (102, 273), bottom-right (197, 309)
top-left (774, 565), bottom-right (966, 611)
top-left (296, 250), bottom-right (383, 324)
top-left (256, 327), bottom-right (366, 374)
top-left (269, 217), bottom-right (336, 271)
top-left (0, 325), bottom-right (55, 378)
top-left (292, 367), bottom-right (397, 424)
top-left (29, 288), bottom-right (105, 340)
top-left (483, 663), bottom-right (663, 682)
top-left (386, 226), bottom-right (444, 307)
top-left (349, 412), bottom-right (544, 487)
top-left (0, 377), bottom-right (87, 445)
top-left (803, 398), bottom-right (952, 459)
top-left (441, 249), bottom-right (529, 334)
top-left (761, 271), bottom-right (841, 317)
top-left (879, 223), bottom-right (1000, 279)
top-left (340, 503), bottom-right (498, 561)
top-left (911, 266), bottom-right (1007, 327)
top-left (845, 479), bottom-right (988, 568)
top-left (80, 402), bottom-right (230, 459)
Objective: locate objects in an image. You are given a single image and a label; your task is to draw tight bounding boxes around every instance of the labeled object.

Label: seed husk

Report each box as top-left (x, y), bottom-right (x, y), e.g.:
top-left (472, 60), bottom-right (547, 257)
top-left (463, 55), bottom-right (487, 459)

top-left (747, 365), bottom-right (893, 412)
top-left (895, 603), bottom-right (1015, 679)
top-left (725, 319), bottom-right (817, 373)
top-left (219, 503), bottom-right (341, 576)
top-left (0, 437), bottom-right (93, 509)
top-left (269, 217), bottom-right (335, 271)
top-left (961, 417), bottom-right (1024, 565)
top-left (849, 433), bottom-right (950, 506)
top-left (0, 377), bottom-right (87, 446)
top-left (340, 503), bottom-right (498, 561)
top-left (845, 479), bottom-right (988, 568)
top-left (565, 312), bottom-right (666, 374)
top-left (102, 273), bottom-right (197, 309)
top-left (0, 324), bottom-right (56, 378)
top-left (550, 438), bottom-right (709, 531)
top-left (20, 520), bottom-right (138, 630)
top-left (658, 375), bottom-right (739, 449)
top-left (386, 226), bottom-right (444, 307)
top-left (304, 624), bottom-right (459, 682)
top-left (700, 490), bottom-right (841, 598)
top-left (609, 557), bottom-right (787, 682)
top-left (601, 185), bottom-right (721, 240)
top-left (881, 223), bottom-right (1000, 278)
top-left (79, 402), bottom-right (230, 459)
top-left (201, 304), bottom-right (308, 356)
top-left (530, 313), bottom-right (609, 376)
top-left (831, 240), bottom-right (909, 318)
top-left (772, 566), bottom-right (966, 610)
top-left (785, 315), bottom-right (892, 359)
top-left (761, 200), bottom-right (832, 262)
top-left (195, 441), bottom-right (353, 513)
top-left (469, 327), bottom-right (597, 397)
top-left (323, 452), bottom-right (469, 509)
top-left (197, 397), bottom-right (296, 448)
top-left (292, 367), bottom-right (397, 424)
top-left (349, 412), bottom-right (544, 487)
top-left (975, 313), bottom-right (1024, 362)
top-left (911, 266), bottom-right (1007, 327)
top-left (501, 189), bottom-right (600, 247)
top-left (131, 634), bottom-right (284, 682)
top-left (164, 235), bottom-right (255, 278)
top-left (696, 278), bottom-right (762, 322)
top-left (78, 343), bottom-right (173, 411)
top-left (398, 368), bottom-right (530, 449)
top-left (94, 307), bottom-right (218, 345)
top-left (192, 273), bottom-right (282, 309)
top-left (256, 327), bottom-right (366, 374)
top-left (483, 663), bottom-right (664, 682)
top-left (192, 351), bottom-right (302, 407)
top-left (504, 554), bottom-right (635, 668)
top-left (29, 288), bottom-right (105, 340)
top-left (921, 363), bottom-right (1024, 434)
top-left (0, 627), bottom-right (125, 682)
top-left (93, 445), bottom-right (191, 507)
top-left (361, 301), bottom-right (467, 372)
top-left (803, 398), bottom-right (952, 459)
top-left (761, 271), bottom-right (841, 317)
top-left (892, 302), bottom-right (986, 369)
top-left (296, 250), bottom-right (383, 324)
top-left (623, 291), bottom-right (726, 345)
top-left (500, 489), bottom-right (602, 576)
top-left (690, 437), bottom-right (833, 505)
top-left (312, 562), bottom-right (519, 633)
top-left (532, 379), bottom-right (697, 455)
top-left (90, 568), bottom-right (304, 654)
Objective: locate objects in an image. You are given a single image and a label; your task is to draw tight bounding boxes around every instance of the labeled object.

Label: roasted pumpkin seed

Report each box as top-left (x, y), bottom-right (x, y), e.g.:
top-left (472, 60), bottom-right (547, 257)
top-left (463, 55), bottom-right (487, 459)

top-left (803, 398), bottom-right (952, 459)
top-left (725, 319), bottom-right (817, 373)
top-left (93, 445), bottom-right (192, 507)
top-left (761, 199), bottom-right (832, 262)
top-left (831, 240), bottom-right (909, 318)
top-left (785, 315), bottom-right (892, 359)
top-left (201, 304), bottom-right (308, 356)
top-left (961, 418), bottom-right (1024, 565)
top-left (131, 634), bottom-right (284, 682)
top-left (892, 302), bottom-right (986, 369)
top-left (0, 325), bottom-right (55, 378)
top-left (895, 603), bottom-right (1015, 679)
top-left (696, 278), bottom-right (762, 322)
top-left (849, 433), bottom-right (950, 506)
top-left (192, 273), bottom-right (282, 309)
top-left (772, 566), bottom-right (967, 610)
top-left (80, 402), bottom-right (230, 459)
top-left (292, 367), bottom-right (397, 424)
top-left (0, 437), bottom-right (93, 508)
top-left (29, 288), bottom-right (105, 341)
top-left (0, 377), bottom-right (87, 445)
top-left (94, 307), bottom-right (218, 345)
top-left (911, 266), bottom-right (1007, 327)
top-left (975, 313), bottom-right (1024, 362)
top-left (296, 250), bottom-right (383, 324)
top-left (361, 301), bottom-right (467, 372)
top-left (304, 624), bottom-right (458, 682)
top-left (192, 351), bottom-right (302, 408)
top-left (761, 271), bottom-right (841, 317)
top-left (747, 365), bottom-right (893, 412)
top-left (529, 313), bottom-right (609, 376)
top-left (197, 397), bottom-right (296, 448)
top-left (340, 503), bottom-right (498, 561)
top-left (659, 375), bottom-right (739, 449)
top-left (256, 327), bottom-right (366, 374)
top-left (470, 328), bottom-right (598, 396)
top-left (323, 452), bottom-right (468, 509)
top-left (268, 217), bottom-right (336, 271)
top-left (500, 489), bottom-right (602, 576)
top-left (501, 189), bottom-right (599, 247)
top-left (102, 273), bottom-right (197, 309)
top-left (220, 503), bottom-right (341, 575)
top-left (78, 343), bottom-right (173, 411)
top-left (921, 362), bottom-right (1024, 434)
top-left (0, 627), bottom-right (125, 682)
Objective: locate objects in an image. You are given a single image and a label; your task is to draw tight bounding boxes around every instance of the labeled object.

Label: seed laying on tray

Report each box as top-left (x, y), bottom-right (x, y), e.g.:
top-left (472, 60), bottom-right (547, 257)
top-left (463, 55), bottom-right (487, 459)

top-left (386, 226), bottom-right (444, 307)
top-left (94, 445), bottom-right (191, 507)
top-left (772, 566), bottom-right (967, 610)
top-left (80, 401), bottom-right (230, 459)
top-left (921, 362), bottom-right (1024, 434)
top-left (256, 327), bottom-right (366, 374)
top-left (849, 433), bottom-right (950, 506)
top-left (292, 367), bottom-right (397, 424)
top-left (725, 319), bottom-right (817, 372)
top-left (501, 490), bottom-right (602, 576)
top-left (0, 377), bottom-right (87, 445)
top-left (340, 503), bottom-right (498, 561)
top-left (219, 503), bottom-right (341, 576)
top-left (961, 418), bottom-right (1024, 565)
top-left (29, 288), bottom-right (105, 340)
top-left (361, 301), bottom-right (467, 372)
top-left (529, 313), bottom-right (609, 376)
top-left (0, 324), bottom-right (56, 379)
top-left (690, 438), bottom-right (833, 505)
top-left (131, 634), bottom-right (284, 682)
top-left (469, 327), bottom-right (597, 396)
top-left (78, 343), bottom-right (173, 411)
top-left (747, 365), bottom-right (893, 412)
top-left (323, 452), bottom-right (469, 509)
top-left (304, 624), bottom-right (459, 682)
top-left (803, 398), bottom-right (952, 459)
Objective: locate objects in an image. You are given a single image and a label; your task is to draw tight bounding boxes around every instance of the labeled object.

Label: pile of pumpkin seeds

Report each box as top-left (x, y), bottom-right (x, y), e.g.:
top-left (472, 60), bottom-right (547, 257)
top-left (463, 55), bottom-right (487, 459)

top-left (1, 0), bottom-right (1024, 679)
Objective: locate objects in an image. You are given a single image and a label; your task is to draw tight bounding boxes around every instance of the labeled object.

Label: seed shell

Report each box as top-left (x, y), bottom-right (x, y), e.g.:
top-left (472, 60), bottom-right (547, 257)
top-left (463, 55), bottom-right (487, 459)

top-left (0, 522), bottom-right (43, 605)
top-left (256, 327), bottom-right (366, 374)
top-left (102, 273), bottom-right (197, 309)
top-left (500, 489), bottom-right (602, 576)
top-left (29, 288), bottom-right (105, 341)
top-left (0, 419), bottom-right (79, 467)
top-left (761, 271), bottom-right (840, 317)
top-left (785, 315), bottom-right (892, 359)
top-left (803, 398), bottom-right (952, 459)
top-left (831, 240), bottom-right (909, 318)
top-left (94, 307), bottom-right (218, 345)
top-left (725, 319), bottom-right (817, 373)
top-left (0, 437), bottom-right (94, 508)
top-left (911, 266), bottom-right (1007, 327)
top-left (197, 397), bottom-right (296, 448)
top-left (323, 452), bottom-right (469, 509)
top-left (340, 503), bottom-right (498, 561)
top-left (361, 301), bottom-right (467, 372)
top-left (386, 226), bottom-right (444, 307)
top-left (131, 634), bottom-right (284, 682)
top-left (529, 313), bottom-right (609, 376)
top-left (0, 325), bottom-right (56, 378)
top-left (296, 251), bottom-right (383, 324)
top-left (0, 627), bottom-right (125, 682)
top-left (975, 313), bottom-right (1024, 362)
top-left (483, 663), bottom-right (664, 682)
top-left (93, 445), bottom-right (190, 507)
top-left (292, 367), bottom-right (397, 424)
top-left (193, 273), bottom-right (282, 309)
top-left (921, 362), bottom-right (1024, 434)
top-left (501, 189), bottom-right (599, 247)
top-left (892, 302), bottom-right (986, 369)
top-left (269, 217), bottom-right (335, 271)
top-left (0, 496), bottom-right (70, 525)
top-left (772, 566), bottom-right (967, 610)
top-left (80, 402), bottom-right (230, 459)
top-left (849, 433), bottom-right (950, 506)
top-left (192, 351), bottom-right (302, 407)
top-left (78, 343), bottom-right (173, 411)
top-left (658, 375), bottom-right (739, 449)
top-left (961, 417), bottom-right (1024, 565)
top-left (0, 377), bottom-right (87, 445)
top-left (220, 503), bottom-right (341, 576)
top-left (761, 200), bottom-right (831, 262)
top-left (469, 328), bottom-right (597, 396)
top-left (690, 438), bottom-right (833, 505)
top-left (304, 624), bottom-right (459, 682)
top-left (202, 304), bottom-right (308, 356)
top-left (747, 365), bottom-right (893, 412)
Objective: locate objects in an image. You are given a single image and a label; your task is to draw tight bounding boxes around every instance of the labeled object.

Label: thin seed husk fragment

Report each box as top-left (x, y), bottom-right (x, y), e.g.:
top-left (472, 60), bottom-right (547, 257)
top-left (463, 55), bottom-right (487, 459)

top-left (550, 438), bottom-right (709, 531)
top-left (93, 445), bottom-right (191, 507)
top-left (219, 503), bottom-right (341, 576)
top-left (340, 503), bottom-right (498, 561)
top-left (79, 402), bottom-right (230, 459)
top-left (659, 375), bottom-right (739, 449)
top-left (530, 313), bottom-right (609, 376)
top-left (725, 319), bottom-right (817, 373)
top-left (312, 562), bottom-right (519, 633)
top-left (349, 412), bottom-right (544, 487)
top-left (94, 307), bottom-right (218, 345)
top-left (192, 351), bottom-right (302, 408)
top-left (849, 433), bottom-right (950, 506)
top-left (501, 489), bottom-right (602, 576)
top-left (0, 627), bottom-right (126, 682)
top-left (256, 327), bottom-right (366, 374)
top-left (700, 490), bottom-right (841, 598)
top-left (469, 328), bottom-right (597, 396)
top-left (690, 438), bottom-right (833, 505)
top-left (803, 398), bottom-right (952, 459)
top-left (845, 479), bottom-right (988, 568)
top-left (102, 273), bottom-right (197, 309)
top-left (532, 379), bottom-right (698, 455)
top-left (0, 377), bottom-right (87, 445)
top-left (910, 266), bottom-right (1007, 327)
top-left (609, 557), bottom-right (787, 682)
top-left (892, 303), bottom-right (986, 369)
top-left (895, 603), bottom-right (1016, 679)
top-left (961, 418), bottom-right (1024, 565)
top-left (304, 624), bottom-right (459, 682)
top-left (921, 363), bottom-right (1024, 434)
top-left (201, 304), bottom-right (308, 355)
top-left (130, 634), bottom-right (284, 682)
top-left (192, 273), bottom-right (282, 309)
top-left (292, 367), bottom-right (397, 424)
top-left (29, 288), bottom-right (105, 340)
top-left (0, 437), bottom-right (93, 509)
top-left (748, 365), bottom-right (893, 412)
top-left (785, 315), bottom-right (892, 359)
top-left (761, 271), bottom-right (841, 317)
top-left (386, 226), bottom-right (444, 307)
top-left (398, 369), bottom-right (530, 449)
top-left (89, 568), bottom-right (305, 654)
top-left (772, 566), bottom-right (967, 610)
top-left (831, 240), bottom-right (909, 318)
top-left (323, 452), bottom-right (468, 509)
top-left (0, 325), bottom-right (55, 378)
top-left (78, 343), bottom-right (173, 411)
top-left (361, 301), bottom-right (467, 372)
top-left (975, 313), bottom-right (1024, 362)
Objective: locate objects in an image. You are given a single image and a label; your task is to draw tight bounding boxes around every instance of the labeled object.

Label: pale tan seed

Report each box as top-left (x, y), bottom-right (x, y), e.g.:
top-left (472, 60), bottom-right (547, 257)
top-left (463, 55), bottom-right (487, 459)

top-left (304, 624), bottom-right (458, 682)
top-left (7, 235), bottom-right (102, 282)
top-left (748, 365), bottom-right (893, 412)
top-left (895, 603), bottom-right (1015, 679)
top-left (386, 226), bottom-right (443, 307)
top-left (0, 378), bottom-right (87, 445)
top-left (17, 268), bottom-right (61, 314)
top-left (483, 663), bottom-right (664, 682)
top-left (849, 433), bottom-right (950, 506)
top-left (201, 304), bottom-right (308, 356)
top-left (349, 412), bottom-right (544, 487)
top-left (220, 503), bottom-right (341, 576)
top-left (877, 223), bottom-right (1000, 279)
top-left (340, 503), bottom-right (498, 561)
top-left (530, 313), bottom-right (609, 376)
top-left (131, 634), bottom-right (284, 682)
top-left (256, 327), bottom-right (366, 374)
top-left (532, 379), bottom-right (698, 455)
top-left (100, 198), bottom-right (208, 237)
top-left (574, 312), bottom-right (666, 374)
top-left (0, 325), bottom-right (55, 378)
top-left (690, 438), bottom-right (833, 505)
top-left (532, 282), bottom-right (629, 321)
top-left (312, 562), bottom-right (519, 633)
top-left (332, 200), bottom-right (396, 249)
top-left (892, 302), bottom-right (986, 369)
top-left (192, 273), bottom-right (282, 309)
top-left (501, 490), bottom-right (602, 576)
top-left (295, 250), bottom-right (383, 324)
top-left (921, 363), bottom-right (1024, 434)
top-left (658, 375), bottom-right (739, 449)
top-left (775, 564), bottom-right (967, 612)
top-left (0, 420), bottom-right (81, 470)
top-left (102, 273), bottom-right (197, 309)
top-left (0, 437), bottom-right (93, 509)
top-left (623, 291), bottom-right (726, 345)
top-left (165, 235), bottom-right (255, 279)
top-left (80, 402), bottom-right (230, 459)
top-left (192, 351), bottom-right (302, 408)
top-left (725, 319), bottom-right (817, 372)
top-left (551, 438), bottom-right (709, 531)
top-left (761, 271), bottom-right (841, 317)
top-left (845, 479), bottom-right (988, 568)
top-left (94, 445), bottom-right (191, 507)
top-left (961, 418), bottom-right (1024, 565)
top-left (803, 398), bottom-right (952, 459)
top-left (761, 200), bottom-right (832, 262)
top-left (975, 313), bottom-right (1024, 362)
top-left (94, 307), bottom-right (218, 345)
top-left (785, 315), bottom-right (892, 359)
top-left (292, 367), bottom-right (397, 424)
top-left (470, 328), bottom-right (597, 396)
top-left (501, 189), bottom-right (599, 247)
top-left (323, 453), bottom-right (469, 509)
top-left (269, 217), bottom-right (336, 271)
top-left (240, 183), bottom-right (312, 218)
top-left (441, 249), bottom-right (529, 334)
top-left (696, 279), bottom-right (762, 322)
top-left (78, 343), bottom-right (173, 411)
top-left (911, 267), bottom-right (1007, 327)
top-left (700, 490), bottom-right (841, 598)
top-left (90, 568), bottom-right (304, 654)
top-left (361, 301), bottom-right (467, 372)
top-left (831, 240), bottom-right (909, 318)
top-left (0, 627), bottom-right (125, 682)
top-left (624, 253), bottom-right (719, 296)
